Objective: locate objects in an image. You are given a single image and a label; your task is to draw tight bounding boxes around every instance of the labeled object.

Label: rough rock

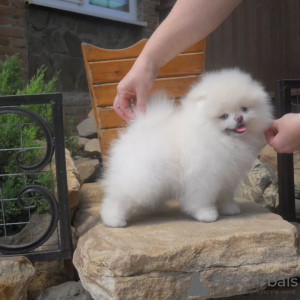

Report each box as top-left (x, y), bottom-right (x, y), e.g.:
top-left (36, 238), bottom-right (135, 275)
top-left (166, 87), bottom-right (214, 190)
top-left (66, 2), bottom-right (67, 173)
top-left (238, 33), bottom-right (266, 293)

top-left (84, 139), bottom-right (101, 158)
top-left (66, 174), bottom-right (81, 210)
top-left (259, 144), bottom-right (277, 174)
top-left (236, 159), bottom-right (278, 208)
top-left (72, 183), bottom-right (103, 237)
top-left (36, 281), bottom-right (93, 300)
top-left (294, 160), bottom-right (300, 199)
top-left (0, 213), bottom-right (77, 251)
top-left (88, 109), bottom-right (94, 118)
top-left (219, 223), bottom-right (300, 300)
top-left (73, 200), bottom-right (299, 300)
top-left (28, 9), bottom-right (49, 30)
top-left (64, 31), bottom-right (82, 57)
top-left (36, 223), bottom-right (78, 252)
top-left (218, 286), bottom-right (300, 300)
top-left (0, 256), bottom-right (35, 300)
top-left (28, 260), bottom-right (66, 300)
top-left (75, 158), bottom-right (101, 183)
top-left (65, 149), bottom-right (83, 210)
top-left (51, 149), bottom-right (82, 213)
top-left (0, 214), bottom-right (51, 246)
top-left (259, 144), bottom-right (300, 172)
top-left (259, 145), bottom-right (300, 201)
top-left (77, 137), bottom-right (89, 151)
top-left (77, 117), bottom-right (97, 139)
top-left (28, 225), bottom-right (78, 298)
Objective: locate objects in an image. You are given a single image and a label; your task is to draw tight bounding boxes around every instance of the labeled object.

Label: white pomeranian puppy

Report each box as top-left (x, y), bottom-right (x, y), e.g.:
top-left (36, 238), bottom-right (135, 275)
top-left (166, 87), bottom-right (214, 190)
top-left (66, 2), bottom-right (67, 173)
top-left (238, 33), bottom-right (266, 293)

top-left (100, 69), bottom-right (273, 227)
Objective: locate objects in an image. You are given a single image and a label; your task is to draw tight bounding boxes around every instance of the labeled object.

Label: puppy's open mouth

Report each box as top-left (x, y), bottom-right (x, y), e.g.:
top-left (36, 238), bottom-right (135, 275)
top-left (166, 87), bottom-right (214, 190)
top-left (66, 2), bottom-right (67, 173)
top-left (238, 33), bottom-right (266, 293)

top-left (226, 125), bottom-right (246, 134)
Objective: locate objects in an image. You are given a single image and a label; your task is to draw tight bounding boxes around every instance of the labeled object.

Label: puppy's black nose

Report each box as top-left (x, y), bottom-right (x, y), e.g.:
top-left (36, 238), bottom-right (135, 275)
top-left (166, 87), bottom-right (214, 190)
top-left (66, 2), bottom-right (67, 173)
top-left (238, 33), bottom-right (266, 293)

top-left (235, 115), bottom-right (243, 122)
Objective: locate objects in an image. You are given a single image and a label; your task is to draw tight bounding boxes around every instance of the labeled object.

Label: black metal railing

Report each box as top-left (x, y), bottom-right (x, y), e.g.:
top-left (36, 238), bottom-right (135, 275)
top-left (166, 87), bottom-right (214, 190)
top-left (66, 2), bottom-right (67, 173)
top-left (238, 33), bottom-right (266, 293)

top-left (0, 93), bottom-right (72, 261)
top-left (275, 80), bottom-right (300, 222)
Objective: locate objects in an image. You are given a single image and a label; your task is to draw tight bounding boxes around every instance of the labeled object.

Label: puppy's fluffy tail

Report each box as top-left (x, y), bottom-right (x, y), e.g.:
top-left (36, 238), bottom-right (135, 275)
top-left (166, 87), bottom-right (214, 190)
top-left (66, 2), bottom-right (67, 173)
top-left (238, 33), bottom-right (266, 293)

top-left (134, 91), bottom-right (176, 126)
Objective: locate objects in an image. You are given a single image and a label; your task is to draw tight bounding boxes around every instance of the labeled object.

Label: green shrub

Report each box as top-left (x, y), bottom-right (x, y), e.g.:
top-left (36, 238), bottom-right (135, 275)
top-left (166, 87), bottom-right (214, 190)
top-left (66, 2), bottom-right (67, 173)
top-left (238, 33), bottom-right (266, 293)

top-left (0, 55), bottom-right (78, 236)
top-left (17, 65), bottom-right (59, 95)
top-left (0, 55), bottom-right (23, 95)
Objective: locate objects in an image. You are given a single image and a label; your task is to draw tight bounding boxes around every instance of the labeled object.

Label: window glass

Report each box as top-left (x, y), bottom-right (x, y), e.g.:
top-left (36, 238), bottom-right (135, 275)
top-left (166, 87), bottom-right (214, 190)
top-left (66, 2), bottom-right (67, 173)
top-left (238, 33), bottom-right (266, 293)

top-left (28, 0), bottom-right (145, 26)
top-left (89, 0), bottom-right (129, 12)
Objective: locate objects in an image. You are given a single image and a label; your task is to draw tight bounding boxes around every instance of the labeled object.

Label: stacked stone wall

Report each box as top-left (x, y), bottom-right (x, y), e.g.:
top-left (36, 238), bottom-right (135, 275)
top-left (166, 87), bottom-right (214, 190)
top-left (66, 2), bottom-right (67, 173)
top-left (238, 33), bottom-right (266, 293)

top-left (26, 1), bottom-right (159, 126)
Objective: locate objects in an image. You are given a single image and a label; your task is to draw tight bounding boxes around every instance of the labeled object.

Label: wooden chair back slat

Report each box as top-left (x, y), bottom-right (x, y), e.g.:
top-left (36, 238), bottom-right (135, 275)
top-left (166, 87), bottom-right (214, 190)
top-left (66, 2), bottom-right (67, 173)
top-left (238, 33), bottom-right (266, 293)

top-left (89, 52), bottom-right (204, 84)
top-left (84, 39), bottom-right (205, 62)
top-left (98, 107), bottom-right (127, 129)
top-left (94, 75), bottom-right (200, 107)
top-left (82, 39), bottom-right (206, 161)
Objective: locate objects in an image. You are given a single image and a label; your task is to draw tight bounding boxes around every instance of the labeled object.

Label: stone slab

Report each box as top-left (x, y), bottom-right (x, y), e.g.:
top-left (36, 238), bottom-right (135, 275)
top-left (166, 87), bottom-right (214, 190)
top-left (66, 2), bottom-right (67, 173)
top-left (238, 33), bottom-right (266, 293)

top-left (77, 117), bottom-right (97, 139)
top-left (78, 137), bottom-right (89, 150)
top-left (73, 200), bottom-right (299, 300)
top-left (0, 256), bottom-right (35, 300)
top-left (72, 183), bottom-right (103, 237)
top-left (84, 139), bottom-right (101, 158)
top-left (36, 281), bottom-right (93, 300)
top-left (75, 158), bottom-right (101, 183)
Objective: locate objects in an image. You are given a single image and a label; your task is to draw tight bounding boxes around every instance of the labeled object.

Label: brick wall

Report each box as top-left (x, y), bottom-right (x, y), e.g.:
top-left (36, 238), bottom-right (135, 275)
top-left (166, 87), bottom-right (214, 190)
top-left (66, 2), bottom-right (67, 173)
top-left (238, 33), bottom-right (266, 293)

top-left (0, 0), bottom-right (28, 80)
top-left (143, 0), bottom-right (160, 38)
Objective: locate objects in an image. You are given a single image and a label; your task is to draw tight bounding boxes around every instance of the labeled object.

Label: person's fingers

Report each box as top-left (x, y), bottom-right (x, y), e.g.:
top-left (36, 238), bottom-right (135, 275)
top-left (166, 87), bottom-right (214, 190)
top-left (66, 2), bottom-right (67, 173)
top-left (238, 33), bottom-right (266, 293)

top-left (264, 121), bottom-right (278, 144)
top-left (114, 84), bottom-right (151, 119)
top-left (120, 102), bottom-right (136, 120)
top-left (113, 96), bottom-right (135, 121)
top-left (264, 127), bottom-right (276, 144)
top-left (264, 121), bottom-right (290, 153)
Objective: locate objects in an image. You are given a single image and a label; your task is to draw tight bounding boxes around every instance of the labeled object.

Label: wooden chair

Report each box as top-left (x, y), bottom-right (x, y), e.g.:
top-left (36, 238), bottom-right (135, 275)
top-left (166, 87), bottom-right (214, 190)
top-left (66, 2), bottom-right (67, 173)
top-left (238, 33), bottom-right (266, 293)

top-left (81, 39), bottom-right (206, 161)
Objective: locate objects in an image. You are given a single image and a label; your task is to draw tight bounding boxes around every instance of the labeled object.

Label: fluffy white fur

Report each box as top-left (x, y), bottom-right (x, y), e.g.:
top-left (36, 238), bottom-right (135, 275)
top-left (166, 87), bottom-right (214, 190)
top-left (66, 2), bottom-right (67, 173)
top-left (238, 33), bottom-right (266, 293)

top-left (100, 69), bottom-right (273, 227)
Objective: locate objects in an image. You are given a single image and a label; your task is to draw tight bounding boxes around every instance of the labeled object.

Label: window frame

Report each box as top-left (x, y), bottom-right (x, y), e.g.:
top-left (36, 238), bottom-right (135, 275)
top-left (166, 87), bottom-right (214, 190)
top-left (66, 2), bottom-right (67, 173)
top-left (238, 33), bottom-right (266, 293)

top-left (27, 0), bottom-right (146, 26)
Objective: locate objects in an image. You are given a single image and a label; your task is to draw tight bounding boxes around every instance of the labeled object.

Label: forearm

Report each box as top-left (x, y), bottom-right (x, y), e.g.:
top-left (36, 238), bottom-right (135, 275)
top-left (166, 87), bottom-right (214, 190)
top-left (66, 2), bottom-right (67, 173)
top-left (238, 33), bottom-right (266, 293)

top-left (137, 0), bottom-right (242, 70)
top-left (114, 0), bottom-right (242, 120)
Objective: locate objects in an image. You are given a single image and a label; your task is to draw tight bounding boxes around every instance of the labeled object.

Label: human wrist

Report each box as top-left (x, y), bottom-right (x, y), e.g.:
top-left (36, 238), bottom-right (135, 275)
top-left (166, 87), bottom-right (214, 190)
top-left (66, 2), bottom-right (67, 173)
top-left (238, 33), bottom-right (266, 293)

top-left (133, 52), bottom-right (160, 77)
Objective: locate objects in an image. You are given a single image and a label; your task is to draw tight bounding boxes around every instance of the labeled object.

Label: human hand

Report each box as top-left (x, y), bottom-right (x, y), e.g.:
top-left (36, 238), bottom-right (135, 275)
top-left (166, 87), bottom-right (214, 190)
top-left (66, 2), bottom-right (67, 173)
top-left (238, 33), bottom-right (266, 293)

top-left (264, 113), bottom-right (300, 153)
top-left (114, 56), bottom-right (158, 121)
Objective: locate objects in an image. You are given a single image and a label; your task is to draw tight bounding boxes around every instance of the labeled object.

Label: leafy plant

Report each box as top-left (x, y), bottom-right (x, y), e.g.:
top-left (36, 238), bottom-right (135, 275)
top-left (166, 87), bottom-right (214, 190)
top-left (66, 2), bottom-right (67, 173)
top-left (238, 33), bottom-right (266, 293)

top-left (0, 55), bottom-right (76, 237)
top-left (0, 54), bottom-right (23, 95)
top-left (17, 66), bottom-right (59, 95)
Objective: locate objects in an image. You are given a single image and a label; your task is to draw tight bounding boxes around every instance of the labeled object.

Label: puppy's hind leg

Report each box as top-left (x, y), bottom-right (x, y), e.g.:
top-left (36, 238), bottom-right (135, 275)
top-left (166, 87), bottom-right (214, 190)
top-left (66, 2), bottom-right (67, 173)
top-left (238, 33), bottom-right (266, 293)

top-left (194, 206), bottom-right (219, 222)
top-left (100, 195), bottom-right (132, 228)
top-left (217, 190), bottom-right (241, 216)
top-left (180, 187), bottom-right (219, 223)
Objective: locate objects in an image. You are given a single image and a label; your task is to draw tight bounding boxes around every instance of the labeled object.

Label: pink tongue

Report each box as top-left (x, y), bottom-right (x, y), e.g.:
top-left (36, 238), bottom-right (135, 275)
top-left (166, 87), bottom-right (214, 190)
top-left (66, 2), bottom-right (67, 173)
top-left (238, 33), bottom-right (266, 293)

top-left (236, 125), bottom-right (246, 132)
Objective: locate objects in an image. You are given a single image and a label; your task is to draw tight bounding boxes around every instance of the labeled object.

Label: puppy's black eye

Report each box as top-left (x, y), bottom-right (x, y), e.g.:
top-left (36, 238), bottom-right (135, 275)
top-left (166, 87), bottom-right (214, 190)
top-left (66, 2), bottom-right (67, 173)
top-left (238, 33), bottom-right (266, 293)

top-left (219, 113), bottom-right (229, 120)
top-left (241, 107), bottom-right (248, 112)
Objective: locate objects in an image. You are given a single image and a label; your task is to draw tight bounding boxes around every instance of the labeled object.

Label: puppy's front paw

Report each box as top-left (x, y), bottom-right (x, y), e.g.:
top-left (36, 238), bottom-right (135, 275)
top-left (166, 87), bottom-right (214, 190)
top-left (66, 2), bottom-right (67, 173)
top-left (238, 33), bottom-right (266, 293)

top-left (194, 207), bottom-right (218, 223)
top-left (219, 201), bottom-right (241, 216)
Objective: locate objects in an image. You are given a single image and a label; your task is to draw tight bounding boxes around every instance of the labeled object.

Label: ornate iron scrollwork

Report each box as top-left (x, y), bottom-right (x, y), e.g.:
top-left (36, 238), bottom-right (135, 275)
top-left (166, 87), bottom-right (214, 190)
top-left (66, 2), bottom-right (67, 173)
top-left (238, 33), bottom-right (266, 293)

top-left (0, 185), bottom-right (59, 254)
top-left (0, 106), bottom-right (55, 172)
top-left (0, 106), bottom-right (59, 254)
